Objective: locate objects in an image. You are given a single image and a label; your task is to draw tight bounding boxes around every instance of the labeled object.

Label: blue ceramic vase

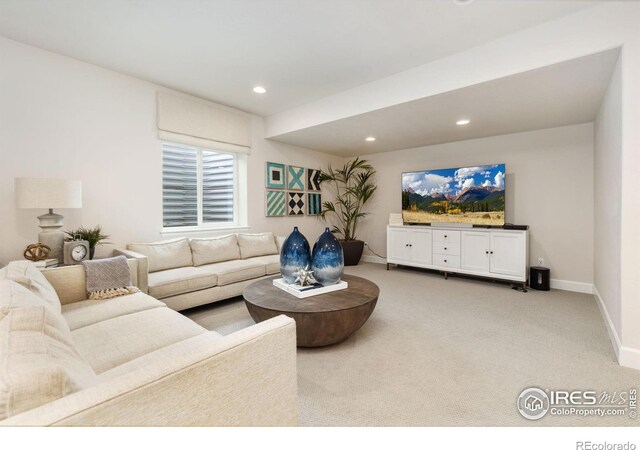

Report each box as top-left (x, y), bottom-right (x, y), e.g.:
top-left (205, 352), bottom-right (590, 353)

top-left (280, 227), bottom-right (311, 284)
top-left (311, 227), bottom-right (344, 286)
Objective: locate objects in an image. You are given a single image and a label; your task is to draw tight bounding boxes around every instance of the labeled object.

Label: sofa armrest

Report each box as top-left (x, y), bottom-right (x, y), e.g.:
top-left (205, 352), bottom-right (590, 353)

top-left (0, 315), bottom-right (297, 426)
top-left (113, 248), bottom-right (149, 293)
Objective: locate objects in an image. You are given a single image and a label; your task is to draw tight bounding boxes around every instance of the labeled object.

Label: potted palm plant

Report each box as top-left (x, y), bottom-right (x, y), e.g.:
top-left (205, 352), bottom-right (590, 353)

top-left (318, 157), bottom-right (377, 265)
top-left (64, 225), bottom-right (110, 260)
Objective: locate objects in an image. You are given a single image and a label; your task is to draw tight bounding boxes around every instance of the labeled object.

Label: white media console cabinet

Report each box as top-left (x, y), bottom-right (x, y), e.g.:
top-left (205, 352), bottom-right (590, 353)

top-left (386, 225), bottom-right (529, 289)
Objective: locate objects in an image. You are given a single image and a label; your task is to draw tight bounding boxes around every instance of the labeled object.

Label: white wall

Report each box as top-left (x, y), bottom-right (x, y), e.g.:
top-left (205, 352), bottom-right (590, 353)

top-left (594, 55), bottom-right (622, 341)
top-left (358, 124), bottom-right (594, 286)
top-left (0, 36), bottom-right (342, 265)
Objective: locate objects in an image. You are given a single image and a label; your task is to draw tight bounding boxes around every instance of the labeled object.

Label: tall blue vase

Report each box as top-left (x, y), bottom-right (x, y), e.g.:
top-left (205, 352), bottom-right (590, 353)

top-left (311, 227), bottom-right (344, 286)
top-left (280, 227), bottom-right (311, 284)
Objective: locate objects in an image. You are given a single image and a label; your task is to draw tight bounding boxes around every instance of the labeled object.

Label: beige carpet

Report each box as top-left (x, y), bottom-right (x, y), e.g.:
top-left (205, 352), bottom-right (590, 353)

top-left (185, 263), bottom-right (640, 426)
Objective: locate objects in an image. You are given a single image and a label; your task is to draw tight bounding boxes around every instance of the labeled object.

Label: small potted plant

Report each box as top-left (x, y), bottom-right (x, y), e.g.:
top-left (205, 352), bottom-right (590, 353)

top-left (318, 157), bottom-right (377, 266)
top-left (64, 225), bottom-right (110, 260)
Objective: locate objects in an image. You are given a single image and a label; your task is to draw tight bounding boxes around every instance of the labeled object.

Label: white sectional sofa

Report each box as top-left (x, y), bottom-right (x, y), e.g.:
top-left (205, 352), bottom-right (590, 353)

top-left (116, 233), bottom-right (283, 311)
top-left (0, 260), bottom-right (297, 426)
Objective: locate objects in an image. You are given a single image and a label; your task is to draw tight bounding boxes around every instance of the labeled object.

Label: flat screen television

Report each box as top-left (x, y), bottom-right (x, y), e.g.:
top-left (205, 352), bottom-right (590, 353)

top-left (402, 163), bottom-right (505, 226)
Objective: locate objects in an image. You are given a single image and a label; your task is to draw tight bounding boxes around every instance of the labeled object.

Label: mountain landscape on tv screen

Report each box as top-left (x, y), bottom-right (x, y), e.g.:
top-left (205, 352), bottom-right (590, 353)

top-left (401, 164), bottom-right (505, 225)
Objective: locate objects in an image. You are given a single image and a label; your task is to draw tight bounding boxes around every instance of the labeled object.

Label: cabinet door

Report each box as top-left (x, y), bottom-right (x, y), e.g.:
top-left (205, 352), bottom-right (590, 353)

top-left (461, 231), bottom-right (490, 273)
top-left (490, 232), bottom-right (526, 278)
top-left (387, 228), bottom-right (412, 262)
top-left (410, 229), bottom-right (432, 265)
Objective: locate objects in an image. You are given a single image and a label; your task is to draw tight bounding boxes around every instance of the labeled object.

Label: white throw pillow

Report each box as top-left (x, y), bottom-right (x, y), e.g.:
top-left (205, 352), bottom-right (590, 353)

top-left (0, 280), bottom-right (50, 321)
top-left (0, 287), bottom-right (97, 419)
top-left (190, 235), bottom-right (241, 266)
top-left (237, 233), bottom-right (278, 259)
top-left (128, 238), bottom-right (193, 273)
top-left (0, 261), bottom-right (61, 313)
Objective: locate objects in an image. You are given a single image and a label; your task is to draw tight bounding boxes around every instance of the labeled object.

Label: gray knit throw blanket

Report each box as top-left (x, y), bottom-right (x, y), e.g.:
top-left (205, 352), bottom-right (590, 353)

top-left (81, 255), bottom-right (140, 300)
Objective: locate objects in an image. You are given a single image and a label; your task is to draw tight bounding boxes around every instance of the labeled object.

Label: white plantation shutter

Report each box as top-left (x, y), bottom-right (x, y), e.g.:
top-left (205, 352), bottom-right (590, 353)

top-left (162, 142), bottom-right (236, 228)
top-left (163, 144), bottom-right (198, 227)
top-left (202, 150), bottom-right (234, 223)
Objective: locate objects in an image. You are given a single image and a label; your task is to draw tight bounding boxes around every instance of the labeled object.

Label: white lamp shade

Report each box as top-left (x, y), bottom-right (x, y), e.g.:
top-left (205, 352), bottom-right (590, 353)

top-left (15, 178), bottom-right (82, 209)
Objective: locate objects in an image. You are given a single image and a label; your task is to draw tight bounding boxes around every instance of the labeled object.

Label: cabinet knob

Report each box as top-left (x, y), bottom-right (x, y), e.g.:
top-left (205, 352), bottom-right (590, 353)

top-left (444, 247), bottom-right (447, 250)
top-left (485, 251), bottom-right (489, 255)
top-left (444, 235), bottom-right (448, 238)
top-left (409, 244), bottom-right (412, 247)
top-left (490, 251), bottom-right (494, 254)
top-left (444, 259), bottom-right (447, 263)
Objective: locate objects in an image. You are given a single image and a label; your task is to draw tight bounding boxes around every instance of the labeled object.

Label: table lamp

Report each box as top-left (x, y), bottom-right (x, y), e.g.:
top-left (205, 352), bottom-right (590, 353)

top-left (15, 177), bottom-right (82, 263)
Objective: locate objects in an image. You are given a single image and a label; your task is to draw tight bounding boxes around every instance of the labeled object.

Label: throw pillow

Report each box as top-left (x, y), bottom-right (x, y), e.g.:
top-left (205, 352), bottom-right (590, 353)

top-left (237, 233), bottom-right (278, 259)
top-left (0, 302), bottom-right (97, 419)
top-left (0, 280), bottom-right (49, 321)
top-left (0, 261), bottom-right (61, 313)
top-left (128, 238), bottom-right (193, 273)
top-left (189, 235), bottom-right (241, 266)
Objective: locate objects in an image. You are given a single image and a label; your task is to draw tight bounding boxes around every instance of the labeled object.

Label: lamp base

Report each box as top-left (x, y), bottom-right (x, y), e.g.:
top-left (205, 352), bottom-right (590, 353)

top-left (37, 209), bottom-right (65, 263)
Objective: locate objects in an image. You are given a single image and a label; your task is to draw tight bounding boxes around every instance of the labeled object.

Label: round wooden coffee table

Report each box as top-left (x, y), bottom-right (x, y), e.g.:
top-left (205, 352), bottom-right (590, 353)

top-left (243, 274), bottom-right (379, 347)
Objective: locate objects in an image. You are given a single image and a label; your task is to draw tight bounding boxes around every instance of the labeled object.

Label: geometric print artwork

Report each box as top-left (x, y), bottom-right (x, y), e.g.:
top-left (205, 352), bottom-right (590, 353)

top-left (266, 162), bottom-right (286, 189)
top-left (307, 193), bottom-right (322, 215)
top-left (287, 165), bottom-right (305, 191)
top-left (287, 192), bottom-right (305, 216)
top-left (307, 168), bottom-right (321, 191)
top-left (266, 190), bottom-right (286, 217)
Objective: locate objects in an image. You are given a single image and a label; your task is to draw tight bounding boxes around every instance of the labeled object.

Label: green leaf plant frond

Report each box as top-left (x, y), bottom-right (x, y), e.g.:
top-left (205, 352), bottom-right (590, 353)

top-left (318, 157), bottom-right (377, 241)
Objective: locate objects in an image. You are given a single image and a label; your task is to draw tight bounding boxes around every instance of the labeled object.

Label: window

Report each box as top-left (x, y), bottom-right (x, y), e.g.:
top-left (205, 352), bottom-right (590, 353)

top-left (162, 142), bottom-right (240, 229)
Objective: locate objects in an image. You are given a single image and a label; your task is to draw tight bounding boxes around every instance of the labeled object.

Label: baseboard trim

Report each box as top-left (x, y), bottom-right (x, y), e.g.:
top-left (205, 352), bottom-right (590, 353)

top-left (593, 287), bottom-right (640, 371)
top-left (593, 287), bottom-right (621, 361)
top-left (361, 255), bottom-right (387, 265)
top-left (549, 279), bottom-right (593, 294)
top-left (364, 258), bottom-right (593, 294)
top-left (619, 346), bottom-right (640, 371)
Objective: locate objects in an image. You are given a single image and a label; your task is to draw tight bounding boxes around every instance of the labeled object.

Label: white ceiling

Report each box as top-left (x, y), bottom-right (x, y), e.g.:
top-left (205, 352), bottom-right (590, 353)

top-left (270, 49), bottom-right (620, 156)
top-left (0, 0), bottom-right (597, 116)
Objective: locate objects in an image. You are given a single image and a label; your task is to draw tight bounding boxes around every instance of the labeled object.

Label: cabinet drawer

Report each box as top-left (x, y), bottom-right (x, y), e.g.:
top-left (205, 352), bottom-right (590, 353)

top-left (432, 254), bottom-right (461, 269)
top-left (433, 242), bottom-right (460, 256)
top-left (432, 230), bottom-right (461, 244)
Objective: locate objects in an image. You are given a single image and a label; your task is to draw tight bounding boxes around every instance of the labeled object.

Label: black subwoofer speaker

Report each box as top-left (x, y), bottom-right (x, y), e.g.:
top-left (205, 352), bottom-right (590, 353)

top-left (529, 266), bottom-right (550, 291)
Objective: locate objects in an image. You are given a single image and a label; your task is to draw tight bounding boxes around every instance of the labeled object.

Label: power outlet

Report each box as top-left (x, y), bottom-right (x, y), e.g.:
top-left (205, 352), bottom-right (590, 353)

top-left (537, 257), bottom-right (544, 266)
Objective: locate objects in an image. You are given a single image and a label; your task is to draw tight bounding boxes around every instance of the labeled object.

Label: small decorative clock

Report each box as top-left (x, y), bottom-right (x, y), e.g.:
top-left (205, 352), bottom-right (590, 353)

top-left (63, 239), bottom-right (90, 265)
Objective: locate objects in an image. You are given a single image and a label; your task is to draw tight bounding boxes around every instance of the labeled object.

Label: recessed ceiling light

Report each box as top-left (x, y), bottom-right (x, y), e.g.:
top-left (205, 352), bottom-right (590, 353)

top-left (365, 136), bottom-right (376, 142)
top-left (253, 86), bottom-right (267, 94)
top-left (456, 119), bottom-right (471, 126)
top-left (453, 0), bottom-right (475, 5)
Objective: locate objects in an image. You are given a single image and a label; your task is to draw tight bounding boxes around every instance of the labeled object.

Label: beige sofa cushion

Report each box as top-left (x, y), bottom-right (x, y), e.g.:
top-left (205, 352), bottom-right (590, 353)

top-left (247, 255), bottom-right (280, 275)
top-left (198, 260), bottom-right (266, 286)
top-left (0, 300), bottom-right (97, 419)
top-left (189, 235), bottom-right (241, 266)
top-left (72, 307), bottom-right (207, 374)
top-left (237, 233), bottom-right (278, 259)
top-left (148, 267), bottom-right (218, 300)
top-left (0, 261), bottom-right (61, 313)
top-left (128, 238), bottom-right (193, 273)
top-left (97, 332), bottom-right (222, 382)
top-left (61, 292), bottom-right (166, 331)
